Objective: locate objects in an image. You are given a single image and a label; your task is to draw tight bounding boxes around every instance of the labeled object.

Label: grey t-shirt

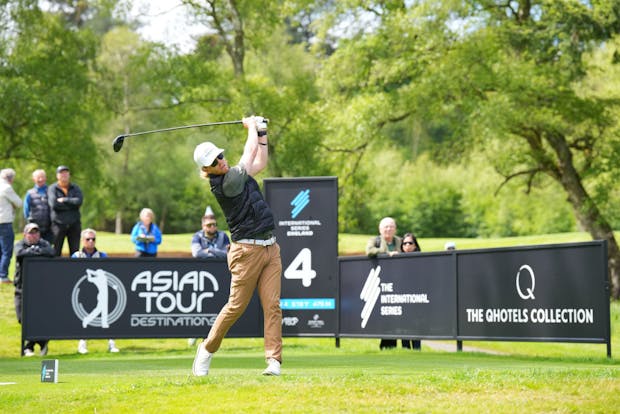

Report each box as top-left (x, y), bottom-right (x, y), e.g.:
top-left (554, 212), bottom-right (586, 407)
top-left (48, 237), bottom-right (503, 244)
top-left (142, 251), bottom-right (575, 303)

top-left (222, 163), bottom-right (248, 197)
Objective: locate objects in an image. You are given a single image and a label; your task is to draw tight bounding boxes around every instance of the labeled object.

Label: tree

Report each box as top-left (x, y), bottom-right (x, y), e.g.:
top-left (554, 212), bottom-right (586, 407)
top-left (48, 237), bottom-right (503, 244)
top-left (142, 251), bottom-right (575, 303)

top-left (313, 0), bottom-right (620, 297)
top-left (0, 3), bottom-right (101, 183)
top-left (181, 0), bottom-right (327, 180)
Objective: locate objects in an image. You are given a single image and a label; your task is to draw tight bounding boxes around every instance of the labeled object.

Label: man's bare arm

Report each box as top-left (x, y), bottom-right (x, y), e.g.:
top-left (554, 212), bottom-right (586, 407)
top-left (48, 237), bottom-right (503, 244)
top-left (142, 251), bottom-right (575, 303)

top-left (239, 116), bottom-right (268, 176)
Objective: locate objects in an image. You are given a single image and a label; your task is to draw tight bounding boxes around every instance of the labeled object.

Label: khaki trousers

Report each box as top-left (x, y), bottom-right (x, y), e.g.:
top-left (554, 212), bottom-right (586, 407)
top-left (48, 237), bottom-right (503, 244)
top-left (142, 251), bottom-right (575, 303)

top-left (205, 242), bottom-right (283, 362)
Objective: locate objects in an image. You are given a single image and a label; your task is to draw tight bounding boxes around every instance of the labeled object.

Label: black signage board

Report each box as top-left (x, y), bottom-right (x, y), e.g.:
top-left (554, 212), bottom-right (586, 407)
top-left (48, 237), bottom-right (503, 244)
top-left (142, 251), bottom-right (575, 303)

top-left (264, 177), bottom-right (338, 336)
top-left (457, 242), bottom-right (610, 343)
top-left (339, 253), bottom-right (456, 338)
top-left (22, 258), bottom-right (262, 340)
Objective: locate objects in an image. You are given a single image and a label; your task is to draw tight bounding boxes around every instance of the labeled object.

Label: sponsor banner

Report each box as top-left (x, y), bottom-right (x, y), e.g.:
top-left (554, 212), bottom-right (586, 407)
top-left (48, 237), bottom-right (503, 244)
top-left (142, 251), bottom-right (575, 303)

top-left (22, 258), bottom-right (262, 340)
top-left (264, 177), bottom-right (338, 336)
top-left (458, 242), bottom-right (609, 341)
top-left (339, 254), bottom-right (456, 338)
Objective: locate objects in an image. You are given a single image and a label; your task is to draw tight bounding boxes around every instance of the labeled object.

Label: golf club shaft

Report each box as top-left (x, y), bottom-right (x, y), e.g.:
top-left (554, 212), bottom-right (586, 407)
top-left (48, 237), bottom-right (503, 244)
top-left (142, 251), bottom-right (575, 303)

top-left (123, 120), bottom-right (243, 138)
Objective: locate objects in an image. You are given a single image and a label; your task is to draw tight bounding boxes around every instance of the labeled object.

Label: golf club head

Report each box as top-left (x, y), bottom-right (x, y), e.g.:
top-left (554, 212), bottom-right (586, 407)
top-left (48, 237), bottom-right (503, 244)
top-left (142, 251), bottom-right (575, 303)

top-left (112, 135), bottom-right (125, 152)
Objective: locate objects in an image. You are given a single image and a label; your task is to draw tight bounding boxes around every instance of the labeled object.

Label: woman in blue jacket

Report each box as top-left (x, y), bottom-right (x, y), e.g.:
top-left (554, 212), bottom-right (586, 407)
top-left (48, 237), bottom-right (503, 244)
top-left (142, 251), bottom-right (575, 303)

top-left (130, 208), bottom-right (162, 257)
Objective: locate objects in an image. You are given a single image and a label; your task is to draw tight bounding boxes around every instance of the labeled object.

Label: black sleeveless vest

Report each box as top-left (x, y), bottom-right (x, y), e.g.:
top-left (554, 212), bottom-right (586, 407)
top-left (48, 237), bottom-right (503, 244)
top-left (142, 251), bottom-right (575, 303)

top-left (27, 189), bottom-right (51, 231)
top-left (210, 173), bottom-right (275, 241)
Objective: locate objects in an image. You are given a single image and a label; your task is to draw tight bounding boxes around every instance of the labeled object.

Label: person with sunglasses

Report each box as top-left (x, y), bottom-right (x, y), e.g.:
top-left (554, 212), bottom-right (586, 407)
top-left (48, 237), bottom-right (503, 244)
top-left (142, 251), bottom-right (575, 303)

top-left (401, 232), bottom-right (421, 253)
top-left (399, 232), bottom-right (422, 350)
top-left (187, 207), bottom-right (232, 347)
top-left (191, 208), bottom-right (230, 259)
top-left (192, 115), bottom-right (282, 377)
top-left (71, 228), bottom-right (120, 354)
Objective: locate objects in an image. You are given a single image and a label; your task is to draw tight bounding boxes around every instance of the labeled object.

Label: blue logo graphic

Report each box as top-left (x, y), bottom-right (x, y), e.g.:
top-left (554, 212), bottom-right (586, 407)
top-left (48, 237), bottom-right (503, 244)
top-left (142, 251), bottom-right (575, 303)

top-left (291, 189), bottom-right (310, 218)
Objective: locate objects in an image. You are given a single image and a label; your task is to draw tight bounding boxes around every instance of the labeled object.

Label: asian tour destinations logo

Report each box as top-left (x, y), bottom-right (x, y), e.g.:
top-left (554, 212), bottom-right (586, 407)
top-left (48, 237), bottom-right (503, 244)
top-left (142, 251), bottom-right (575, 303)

top-left (129, 269), bottom-right (220, 328)
top-left (359, 266), bottom-right (430, 328)
top-left (464, 264), bottom-right (594, 325)
top-left (72, 269), bottom-right (127, 328)
top-left (278, 189), bottom-right (321, 237)
top-left (72, 268), bottom-right (223, 329)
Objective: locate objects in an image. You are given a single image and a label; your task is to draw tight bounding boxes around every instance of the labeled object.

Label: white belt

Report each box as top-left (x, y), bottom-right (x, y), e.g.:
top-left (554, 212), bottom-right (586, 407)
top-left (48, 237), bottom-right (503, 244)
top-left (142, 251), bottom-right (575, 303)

top-left (235, 236), bottom-right (276, 246)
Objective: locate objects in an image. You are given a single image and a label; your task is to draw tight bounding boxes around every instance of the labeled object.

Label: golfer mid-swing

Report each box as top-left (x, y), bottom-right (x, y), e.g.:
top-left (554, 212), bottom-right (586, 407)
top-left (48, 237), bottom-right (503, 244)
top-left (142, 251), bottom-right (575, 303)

top-left (192, 116), bottom-right (282, 376)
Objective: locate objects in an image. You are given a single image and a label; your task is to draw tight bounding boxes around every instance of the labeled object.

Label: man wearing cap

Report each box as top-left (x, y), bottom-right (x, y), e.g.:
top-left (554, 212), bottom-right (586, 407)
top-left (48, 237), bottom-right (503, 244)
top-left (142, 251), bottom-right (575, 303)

top-left (191, 116), bottom-right (283, 377)
top-left (0, 168), bottom-right (22, 284)
top-left (13, 223), bottom-right (55, 356)
top-left (48, 166), bottom-right (83, 256)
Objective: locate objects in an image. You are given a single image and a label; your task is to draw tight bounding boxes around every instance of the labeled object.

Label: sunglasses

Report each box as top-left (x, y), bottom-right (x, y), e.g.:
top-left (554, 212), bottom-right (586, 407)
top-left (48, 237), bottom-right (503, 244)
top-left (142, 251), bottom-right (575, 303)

top-left (85, 237), bottom-right (96, 242)
top-left (402, 241), bottom-right (414, 246)
top-left (204, 223), bottom-right (217, 227)
top-left (210, 153), bottom-right (224, 167)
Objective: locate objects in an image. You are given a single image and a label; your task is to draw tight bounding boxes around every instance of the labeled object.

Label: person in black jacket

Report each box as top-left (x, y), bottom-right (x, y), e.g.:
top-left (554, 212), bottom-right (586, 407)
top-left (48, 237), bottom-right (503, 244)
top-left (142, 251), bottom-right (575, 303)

top-left (48, 165), bottom-right (83, 256)
top-left (13, 223), bottom-right (55, 356)
top-left (23, 169), bottom-right (53, 244)
top-left (400, 232), bottom-right (422, 350)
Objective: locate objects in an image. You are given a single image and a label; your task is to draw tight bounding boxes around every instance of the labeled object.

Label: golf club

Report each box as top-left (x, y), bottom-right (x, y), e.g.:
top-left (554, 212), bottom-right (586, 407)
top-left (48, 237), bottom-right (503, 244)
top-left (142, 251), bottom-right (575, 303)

top-left (112, 120), bottom-right (252, 152)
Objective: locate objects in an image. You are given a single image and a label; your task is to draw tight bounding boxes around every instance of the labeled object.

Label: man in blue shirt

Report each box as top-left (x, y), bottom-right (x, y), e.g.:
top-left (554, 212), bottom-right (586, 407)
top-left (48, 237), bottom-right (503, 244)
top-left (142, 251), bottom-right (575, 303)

top-left (191, 211), bottom-right (230, 258)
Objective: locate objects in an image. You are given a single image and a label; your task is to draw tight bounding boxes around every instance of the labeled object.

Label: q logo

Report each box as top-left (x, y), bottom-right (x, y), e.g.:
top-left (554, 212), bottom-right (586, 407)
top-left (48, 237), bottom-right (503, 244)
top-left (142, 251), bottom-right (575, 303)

top-left (71, 269), bottom-right (127, 328)
top-left (516, 264), bottom-right (536, 300)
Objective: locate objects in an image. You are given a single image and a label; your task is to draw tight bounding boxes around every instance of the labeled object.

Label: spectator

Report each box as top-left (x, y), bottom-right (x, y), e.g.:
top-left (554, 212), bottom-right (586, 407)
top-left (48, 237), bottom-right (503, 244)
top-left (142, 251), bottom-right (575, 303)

top-left (0, 168), bottom-right (22, 284)
top-left (445, 241), bottom-right (456, 251)
top-left (365, 217), bottom-right (402, 258)
top-left (366, 217), bottom-right (403, 349)
top-left (23, 169), bottom-right (53, 244)
top-left (13, 223), bottom-right (55, 356)
top-left (191, 116), bottom-right (282, 377)
top-left (400, 232), bottom-right (422, 350)
top-left (71, 228), bottom-right (120, 354)
top-left (191, 208), bottom-right (230, 259)
top-left (130, 208), bottom-right (162, 257)
top-left (401, 232), bottom-right (421, 253)
top-left (188, 207), bottom-right (231, 347)
top-left (48, 165), bottom-right (83, 256)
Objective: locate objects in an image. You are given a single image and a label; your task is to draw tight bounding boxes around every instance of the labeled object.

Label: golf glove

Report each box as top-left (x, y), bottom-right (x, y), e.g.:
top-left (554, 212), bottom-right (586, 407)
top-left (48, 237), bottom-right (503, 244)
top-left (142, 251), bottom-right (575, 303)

top-left (256, 116), bottom-right (268, 136)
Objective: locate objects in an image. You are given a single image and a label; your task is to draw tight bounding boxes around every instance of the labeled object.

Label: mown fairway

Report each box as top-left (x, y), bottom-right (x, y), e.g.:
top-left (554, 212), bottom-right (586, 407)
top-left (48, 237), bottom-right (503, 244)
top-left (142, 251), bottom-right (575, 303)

top-left (1, 233), bottom-right (619, 413)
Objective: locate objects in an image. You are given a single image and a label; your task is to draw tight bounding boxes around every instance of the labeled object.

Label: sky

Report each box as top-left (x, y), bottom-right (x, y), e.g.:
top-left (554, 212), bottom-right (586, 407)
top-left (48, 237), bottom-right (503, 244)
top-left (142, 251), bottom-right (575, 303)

top-left (128, 0), bottom-right (205, 52)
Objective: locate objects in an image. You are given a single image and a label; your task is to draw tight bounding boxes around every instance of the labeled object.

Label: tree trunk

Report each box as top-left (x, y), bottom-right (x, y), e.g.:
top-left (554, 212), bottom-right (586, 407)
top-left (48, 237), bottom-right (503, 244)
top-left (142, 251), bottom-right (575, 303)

top-left (115, 211), bottom-right (122, 235)
top-left (545, 132), bottom-right (620, 298)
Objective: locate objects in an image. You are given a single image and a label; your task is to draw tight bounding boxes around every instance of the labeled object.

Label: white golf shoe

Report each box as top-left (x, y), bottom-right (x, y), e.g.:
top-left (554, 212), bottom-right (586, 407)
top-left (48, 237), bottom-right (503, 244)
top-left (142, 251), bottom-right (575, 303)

top-left (108, 339), bottom-right (120, 353)
top-left (77, 339), bottom-right (88, 354)
top-left (262, 358), bottom-right (281, 376)
top-left (192, 342), bottom-right (212, 376)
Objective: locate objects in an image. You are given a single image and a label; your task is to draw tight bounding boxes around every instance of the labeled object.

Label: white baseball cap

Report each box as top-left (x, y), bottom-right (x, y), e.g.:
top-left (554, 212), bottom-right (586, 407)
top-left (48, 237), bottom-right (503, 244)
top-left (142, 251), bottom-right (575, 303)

top-left (193, 142), bottom-right (224, 167)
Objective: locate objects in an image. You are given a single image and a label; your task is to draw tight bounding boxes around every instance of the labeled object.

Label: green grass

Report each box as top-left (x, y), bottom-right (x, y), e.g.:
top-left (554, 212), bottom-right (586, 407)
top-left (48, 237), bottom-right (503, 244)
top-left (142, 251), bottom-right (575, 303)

top-left (1, 231), bottom-right (618, 412)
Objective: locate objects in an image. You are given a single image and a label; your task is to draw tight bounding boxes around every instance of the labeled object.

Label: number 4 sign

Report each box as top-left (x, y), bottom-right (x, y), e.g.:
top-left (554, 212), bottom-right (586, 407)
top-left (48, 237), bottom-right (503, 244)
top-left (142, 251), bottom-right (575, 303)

top-left (284, 248), bottom-right (317, 287)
